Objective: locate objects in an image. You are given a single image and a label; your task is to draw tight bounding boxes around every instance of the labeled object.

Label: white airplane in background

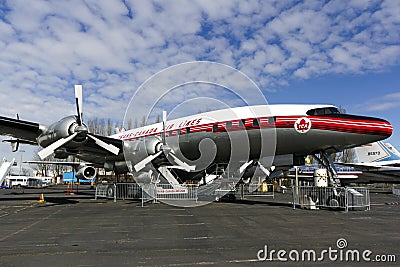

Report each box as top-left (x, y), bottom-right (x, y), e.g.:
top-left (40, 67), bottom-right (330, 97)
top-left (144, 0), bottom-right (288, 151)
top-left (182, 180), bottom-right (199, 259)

top-left (355, 141), bottom-right (400, 167)
top-left (0, 85), bottom-right (393, 188)
top-left (337, 141), bottom-right (400, 183)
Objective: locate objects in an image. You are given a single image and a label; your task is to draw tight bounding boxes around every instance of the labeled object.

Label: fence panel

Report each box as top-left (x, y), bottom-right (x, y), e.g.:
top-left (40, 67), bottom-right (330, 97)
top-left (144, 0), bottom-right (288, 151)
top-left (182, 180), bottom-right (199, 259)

top-left (345, 187), bottom-right (370, 211)
top-left (393, 187), bottom-right (400, 196)
top-left (95, 184), bottom-right (109, 199)
top-left (236, 183), bottom-right (274, 199)
top-left (95, 183), bottom-right (198, 203)
top-left (154, 184), bottom-right (198, 201)
top-left (293, 186), bottom-right (370, 211)
top-left (116, 183), bottom-right (142, 200)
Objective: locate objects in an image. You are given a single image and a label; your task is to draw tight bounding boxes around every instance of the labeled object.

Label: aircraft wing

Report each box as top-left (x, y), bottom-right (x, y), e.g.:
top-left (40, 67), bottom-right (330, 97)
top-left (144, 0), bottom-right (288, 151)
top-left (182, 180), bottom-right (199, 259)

top-left (59, 134), bottom-right (124, 166)
top-left (0, 115), bottom-right (123, 161)
top-left (335, 162), bottom-right (382, 171)
top-left (25, 160), bottom-right (86, 166)
top-left (0, 116), bottom-right (43, 143)
top-left (337, 161), bottom-right (400, 169)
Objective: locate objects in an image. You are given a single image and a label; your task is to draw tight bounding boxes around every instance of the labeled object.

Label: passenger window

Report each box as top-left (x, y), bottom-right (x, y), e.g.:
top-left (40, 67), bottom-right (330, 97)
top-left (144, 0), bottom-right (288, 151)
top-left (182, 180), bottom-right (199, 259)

top-left (239, 119), bottom-right (246, 127)
top-left (268, 117), bottom-right (276, 124)
top-left (186, 127), bottom-right (190, 134)
top-left (252, 119), bottom-right (260, 127)
top-left (213, 124), bottom-right (218, 132)
top-left (226, 121), bottom-right (232, 129)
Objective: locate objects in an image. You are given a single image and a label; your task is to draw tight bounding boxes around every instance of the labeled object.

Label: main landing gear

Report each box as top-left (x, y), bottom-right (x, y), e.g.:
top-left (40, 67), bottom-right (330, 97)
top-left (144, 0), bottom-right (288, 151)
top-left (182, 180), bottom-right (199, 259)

top-left (312, 151), bottom-right (342, 187)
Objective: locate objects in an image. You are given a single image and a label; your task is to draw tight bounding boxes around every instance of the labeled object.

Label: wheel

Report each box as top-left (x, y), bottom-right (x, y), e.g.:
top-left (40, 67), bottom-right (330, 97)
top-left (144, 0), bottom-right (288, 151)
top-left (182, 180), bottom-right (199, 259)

top-left (326, 196), bottom-right (344, 209)
top-left (106, 185), bottom-right (115, 198)
top-left (327, 197), bottom-right (339, 208)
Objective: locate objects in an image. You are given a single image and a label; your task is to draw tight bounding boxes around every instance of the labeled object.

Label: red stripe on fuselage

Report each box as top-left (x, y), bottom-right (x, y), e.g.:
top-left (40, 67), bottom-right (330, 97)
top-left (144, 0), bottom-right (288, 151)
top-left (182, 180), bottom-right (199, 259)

top-left (274, 116), bottom-right (392, 136)
top-left (121, 115), bottom-right (392, 141)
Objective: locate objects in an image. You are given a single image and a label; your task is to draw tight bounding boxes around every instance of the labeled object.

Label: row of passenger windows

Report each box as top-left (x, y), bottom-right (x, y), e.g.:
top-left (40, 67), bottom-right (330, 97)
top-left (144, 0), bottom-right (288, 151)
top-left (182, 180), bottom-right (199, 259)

top-left (132, 117), bottom-right (276, 139)
top-left (213, 117), bottom-right (275, 132)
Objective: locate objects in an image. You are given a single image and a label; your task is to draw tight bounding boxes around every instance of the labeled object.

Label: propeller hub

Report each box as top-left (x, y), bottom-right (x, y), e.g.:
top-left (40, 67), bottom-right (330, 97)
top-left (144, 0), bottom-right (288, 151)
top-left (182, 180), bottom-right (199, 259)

top-left (161, 144), bottom-right (172, 155)
top-left (74, 125), bottom-right (88, 139)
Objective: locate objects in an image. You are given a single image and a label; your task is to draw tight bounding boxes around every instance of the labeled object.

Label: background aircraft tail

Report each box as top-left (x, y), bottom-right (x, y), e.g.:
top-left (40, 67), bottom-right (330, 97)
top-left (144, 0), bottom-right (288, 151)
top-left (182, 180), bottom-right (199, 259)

top-left (355, 141), bottom-right (400, 163)
top-left (384, 143), bottom-right (400, 157)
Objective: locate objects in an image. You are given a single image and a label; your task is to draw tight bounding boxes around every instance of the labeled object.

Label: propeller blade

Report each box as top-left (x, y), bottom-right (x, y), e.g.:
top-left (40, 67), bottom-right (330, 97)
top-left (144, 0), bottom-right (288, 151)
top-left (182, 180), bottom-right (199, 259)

top-left (162, 110), bottom-right (167, 145)
top-left (74, 85), bottom-right (83, 125)
top-left (257, 161), bottom-right (270, 176)
top-left (87, 134), bottom-right (120, 155)
top-left (239, 160), bottom-right (253, 174)
top-left (257, 162), bottom-right (275, 176)
top-left (133, 151), bottom-right (163, 172)
top-left (168, 152), bottom-right (196, 171)
top-left (38, 132), bottom-right (78, 160)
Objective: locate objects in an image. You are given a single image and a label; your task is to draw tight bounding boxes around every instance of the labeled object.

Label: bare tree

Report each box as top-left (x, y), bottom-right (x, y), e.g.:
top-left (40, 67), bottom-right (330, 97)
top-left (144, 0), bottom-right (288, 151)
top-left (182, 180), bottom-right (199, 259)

top-left (140, 115), bottom-right (146, 127)
top-left (31, 149), bottom-right (69, 176)
top-left (338, 106), bottom-right (346, 114)
top-left (32, 148), bottom-right (50, 176)
top-left (107, 118), bottom-right (112, 136)
top-left (114, 121), bottom-right (120, 133)
top-left (99, 118), bottom-right (105, 135)
top-left (338, 148), bottom-right (356, 163)
top-left (155, 115), bottom-right (161, 123)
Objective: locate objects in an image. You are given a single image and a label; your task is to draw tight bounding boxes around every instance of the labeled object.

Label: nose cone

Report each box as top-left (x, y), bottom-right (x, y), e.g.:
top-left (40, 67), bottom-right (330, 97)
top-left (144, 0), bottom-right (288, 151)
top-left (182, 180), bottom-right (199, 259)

top-left (361, 117), bottom-right (392, 140)
top-left (339, 114), bottom-right (393, 145)
top-left (378, 119), bottom-right (392, 138)
top-left (309, 113), bottom-right (393, 151)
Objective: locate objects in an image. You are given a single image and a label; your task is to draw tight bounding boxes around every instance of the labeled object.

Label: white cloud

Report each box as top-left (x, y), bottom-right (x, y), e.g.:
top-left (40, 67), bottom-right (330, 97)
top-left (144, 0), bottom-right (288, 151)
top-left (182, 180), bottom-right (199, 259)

top-left (356, 92), bottom-right (400, 112)
top-left (0, 0), bottom-right (399, 161)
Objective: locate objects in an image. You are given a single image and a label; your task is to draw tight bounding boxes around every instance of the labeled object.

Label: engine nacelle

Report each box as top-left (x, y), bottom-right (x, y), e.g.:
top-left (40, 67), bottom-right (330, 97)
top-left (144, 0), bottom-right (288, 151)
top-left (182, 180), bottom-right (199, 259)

top-left (123, 136), bottom-right (162, 170)
top-left (76, 165), bottom-right (96, 180)
top-left (37, 115), bottom-right (87, 148)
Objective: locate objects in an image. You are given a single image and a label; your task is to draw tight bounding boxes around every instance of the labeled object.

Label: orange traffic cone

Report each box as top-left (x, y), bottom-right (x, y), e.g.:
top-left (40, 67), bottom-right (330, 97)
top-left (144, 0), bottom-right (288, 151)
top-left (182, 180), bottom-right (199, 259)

top-left (66, 183), bottom-right (72, 195)
top-left (38, 193), bottom-right (45, 203)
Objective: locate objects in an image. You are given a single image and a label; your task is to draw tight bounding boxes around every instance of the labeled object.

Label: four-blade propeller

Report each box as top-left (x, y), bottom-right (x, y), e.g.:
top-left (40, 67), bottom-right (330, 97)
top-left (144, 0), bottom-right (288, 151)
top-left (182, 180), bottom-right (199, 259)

top-left (38, 85), bottom-right (120, 160)
top-left (133, 111), bottom-right (195, 172)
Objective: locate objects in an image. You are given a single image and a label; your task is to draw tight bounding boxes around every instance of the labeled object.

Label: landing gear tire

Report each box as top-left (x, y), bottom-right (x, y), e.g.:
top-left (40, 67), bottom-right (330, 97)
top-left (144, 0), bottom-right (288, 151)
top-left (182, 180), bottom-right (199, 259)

top-left (326, 196), bottom-right (344, 210)
top-left (106, 185), bottom-right (115, 198)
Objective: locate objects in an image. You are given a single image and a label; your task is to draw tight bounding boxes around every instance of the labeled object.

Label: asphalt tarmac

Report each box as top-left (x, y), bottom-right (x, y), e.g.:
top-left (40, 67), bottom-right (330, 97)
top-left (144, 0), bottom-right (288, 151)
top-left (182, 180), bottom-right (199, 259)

top-left (0, 185), bottom-right (399, 266)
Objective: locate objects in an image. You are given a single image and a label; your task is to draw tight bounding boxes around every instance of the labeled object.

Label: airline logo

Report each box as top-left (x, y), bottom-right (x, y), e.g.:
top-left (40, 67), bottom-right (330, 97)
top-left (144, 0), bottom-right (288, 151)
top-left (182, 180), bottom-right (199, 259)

top-left (294, 117), bottom-right (312, 134)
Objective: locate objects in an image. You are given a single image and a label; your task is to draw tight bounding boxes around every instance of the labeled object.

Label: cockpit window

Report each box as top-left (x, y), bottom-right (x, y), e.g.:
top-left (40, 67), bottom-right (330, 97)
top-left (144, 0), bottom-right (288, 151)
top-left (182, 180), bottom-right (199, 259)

top-left (306, 107), bottom-right (341, 116)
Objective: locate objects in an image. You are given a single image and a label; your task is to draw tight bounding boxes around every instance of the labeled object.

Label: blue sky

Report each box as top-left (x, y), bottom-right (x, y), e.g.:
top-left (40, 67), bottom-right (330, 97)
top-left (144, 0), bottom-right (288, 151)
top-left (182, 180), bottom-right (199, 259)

top-left (0, 0), bottom-right (399, 162)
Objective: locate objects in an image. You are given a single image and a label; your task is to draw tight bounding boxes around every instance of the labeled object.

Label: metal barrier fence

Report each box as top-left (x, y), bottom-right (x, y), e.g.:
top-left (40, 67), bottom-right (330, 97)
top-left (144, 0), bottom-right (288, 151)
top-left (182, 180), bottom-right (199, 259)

top-left (236, 183), bottom-right (274, 199)
top-left (153, 184), bottom-right (198, 201)
top-left (95, 183), bottom-right (115, 200)
top-left (345, 188), bottom-right (370, 211)
top-left (95, 183), bottom-right (198, 203)
top-left (95, 182), bottom-right (277, 204)
top-left (393, 187), bottom-right (400, 196)
top-left (293, 186), bottom-right (370, 212)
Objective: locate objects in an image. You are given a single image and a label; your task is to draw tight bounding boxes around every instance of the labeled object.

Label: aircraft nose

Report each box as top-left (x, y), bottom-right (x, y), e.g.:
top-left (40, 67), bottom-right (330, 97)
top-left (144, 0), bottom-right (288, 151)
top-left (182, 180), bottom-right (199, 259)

top-left (311, 113), bottom-right (393, 148)
top-left (367, 117), bottom-right (392, 138)
top-left (380, 119), bottom-right (392, 138)
top-left (351, 115), bottom-right (392, 142)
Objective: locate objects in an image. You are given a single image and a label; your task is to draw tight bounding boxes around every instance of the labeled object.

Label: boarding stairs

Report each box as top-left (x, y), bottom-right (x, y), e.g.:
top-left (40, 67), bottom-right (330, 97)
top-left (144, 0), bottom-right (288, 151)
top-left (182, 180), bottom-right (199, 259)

top-left (0, 158), bottom-right (14, 186)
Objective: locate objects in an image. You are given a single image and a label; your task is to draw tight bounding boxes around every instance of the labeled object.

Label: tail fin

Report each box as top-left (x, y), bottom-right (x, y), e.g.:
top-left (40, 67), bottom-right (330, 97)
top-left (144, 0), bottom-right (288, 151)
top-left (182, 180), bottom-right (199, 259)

top-left (355, 141), bottom-right (400, 163)
top-left (384, 143), bottom-right (400, 157)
